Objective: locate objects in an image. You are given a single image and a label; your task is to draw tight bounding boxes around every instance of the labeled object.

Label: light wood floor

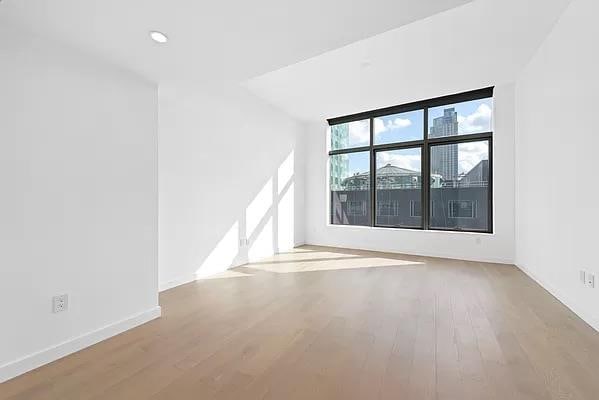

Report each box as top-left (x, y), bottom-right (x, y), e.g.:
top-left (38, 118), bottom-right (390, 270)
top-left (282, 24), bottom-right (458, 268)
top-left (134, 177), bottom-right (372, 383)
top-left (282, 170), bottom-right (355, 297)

top-left (2, 245), bottom-right (599, 400)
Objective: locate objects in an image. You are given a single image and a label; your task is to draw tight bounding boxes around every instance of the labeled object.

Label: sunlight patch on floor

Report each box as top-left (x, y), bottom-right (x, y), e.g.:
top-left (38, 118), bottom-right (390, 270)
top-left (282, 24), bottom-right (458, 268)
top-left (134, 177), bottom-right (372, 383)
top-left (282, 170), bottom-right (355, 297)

top-left (246, 252), bottom-right (425, 274)
top-left (198, 269), bottom-right (253, 280)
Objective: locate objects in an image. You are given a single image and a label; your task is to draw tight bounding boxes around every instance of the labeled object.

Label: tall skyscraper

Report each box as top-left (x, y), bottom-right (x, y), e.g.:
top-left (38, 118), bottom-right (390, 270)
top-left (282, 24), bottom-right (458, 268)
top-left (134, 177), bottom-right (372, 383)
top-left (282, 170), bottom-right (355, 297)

top-left (330, 124), bottom-right (350, 190)
top-left (429, 108), bottom-right (459, 182)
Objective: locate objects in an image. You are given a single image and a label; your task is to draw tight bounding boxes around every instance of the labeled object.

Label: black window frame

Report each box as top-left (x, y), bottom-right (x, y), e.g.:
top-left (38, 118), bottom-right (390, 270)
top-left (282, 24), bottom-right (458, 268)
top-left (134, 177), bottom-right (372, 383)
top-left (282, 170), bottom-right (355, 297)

top-left (327, 87), bottom-right (494, 234)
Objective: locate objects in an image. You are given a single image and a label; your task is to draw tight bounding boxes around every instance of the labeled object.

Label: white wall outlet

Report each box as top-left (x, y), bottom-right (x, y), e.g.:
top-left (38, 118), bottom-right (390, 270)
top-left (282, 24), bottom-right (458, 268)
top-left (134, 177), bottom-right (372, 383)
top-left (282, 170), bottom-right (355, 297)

top-left (586, 273), bottom-right (595, 288)
top-left (52, 294), bottom-right (68, 313)
top-left (580, 270), bottom-right (587, 284)
top-left (239, 238), bottom-right (249, 247)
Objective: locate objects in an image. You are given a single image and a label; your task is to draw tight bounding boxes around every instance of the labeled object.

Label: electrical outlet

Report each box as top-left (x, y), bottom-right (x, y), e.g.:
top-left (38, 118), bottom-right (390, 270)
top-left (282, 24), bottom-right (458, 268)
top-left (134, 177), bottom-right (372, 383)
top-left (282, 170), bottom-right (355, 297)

top-left (580, 270), bottom-right (587, 284)
top-left (239, 238), bottom-right (249, 247)
top-left (587, 273), bottom-right (595, 288)
top-left (53, 294), bottom-right (68, 313)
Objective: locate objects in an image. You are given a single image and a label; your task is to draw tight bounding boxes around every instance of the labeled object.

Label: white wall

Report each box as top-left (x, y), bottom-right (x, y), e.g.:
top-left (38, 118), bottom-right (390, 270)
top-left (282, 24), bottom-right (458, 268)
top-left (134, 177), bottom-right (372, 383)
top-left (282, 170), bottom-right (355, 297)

top-left (158, 83), bottom-right (305, 290)
top-left (304, 83), bottom-right (515, 264)
top-left (515, 0), bottom-right (599, 330)
top-left (0, 26), bottom-right (159, 381)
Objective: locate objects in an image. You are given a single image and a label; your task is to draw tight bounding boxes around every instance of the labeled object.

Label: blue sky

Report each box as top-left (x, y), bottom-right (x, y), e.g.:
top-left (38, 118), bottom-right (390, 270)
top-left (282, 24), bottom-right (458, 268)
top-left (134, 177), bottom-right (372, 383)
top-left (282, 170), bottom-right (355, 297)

top-left (374, 110), bottom-right (423, 144)
top-left (428, 98), bottom-right (492, 134)
top-left (336, 151), bottom-right (369, 176)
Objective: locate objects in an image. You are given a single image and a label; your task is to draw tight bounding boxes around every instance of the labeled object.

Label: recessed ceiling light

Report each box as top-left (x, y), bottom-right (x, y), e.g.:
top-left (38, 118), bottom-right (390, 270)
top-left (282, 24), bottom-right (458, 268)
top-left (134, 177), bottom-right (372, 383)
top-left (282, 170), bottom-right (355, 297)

top-left (149, 31), bottom-right (168, 44)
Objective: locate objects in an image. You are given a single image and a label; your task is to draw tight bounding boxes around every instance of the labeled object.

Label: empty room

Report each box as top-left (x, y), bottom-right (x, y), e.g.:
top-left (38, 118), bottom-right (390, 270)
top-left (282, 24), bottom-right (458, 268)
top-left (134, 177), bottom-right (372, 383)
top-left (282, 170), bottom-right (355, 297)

top-left (1, 0), bottom-right (598, 398)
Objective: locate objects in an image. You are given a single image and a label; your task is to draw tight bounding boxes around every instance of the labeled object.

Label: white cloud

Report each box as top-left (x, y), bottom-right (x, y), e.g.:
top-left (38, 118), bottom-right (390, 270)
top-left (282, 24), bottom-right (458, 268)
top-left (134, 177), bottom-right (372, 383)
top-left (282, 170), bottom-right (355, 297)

top-left (374, 117), bottom-right (412, 136)
top-left (374, 118), bottom-right (386, 135)
top-left (458, 141), bottom-right (488, 173)
top-left (377, 151), bottom-right (421, 172)
top-left (348, 120), bottom-right (370, 144)
top-left (390, 117), bottom-right (412, 129)
top-left (457, 103), bottom-right (492, 134)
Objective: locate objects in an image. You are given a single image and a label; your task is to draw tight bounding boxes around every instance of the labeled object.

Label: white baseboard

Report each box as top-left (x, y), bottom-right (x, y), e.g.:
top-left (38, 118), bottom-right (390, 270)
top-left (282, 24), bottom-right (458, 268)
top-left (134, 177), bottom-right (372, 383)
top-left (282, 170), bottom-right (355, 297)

top-left (159, 274), bottom-right (197, 292)
top-left (0, 306), bottom-right (161, 383)
top-left (516, 263), bottom-right (599, 332)
top-left (159, 259), bottom-right (248, 292)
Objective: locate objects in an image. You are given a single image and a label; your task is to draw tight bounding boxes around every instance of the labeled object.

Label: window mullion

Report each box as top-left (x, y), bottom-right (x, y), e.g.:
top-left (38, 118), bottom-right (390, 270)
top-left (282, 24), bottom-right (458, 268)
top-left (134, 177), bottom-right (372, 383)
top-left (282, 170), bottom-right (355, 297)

top-left (488, 137), bottom-right (493, 232)
top-left (423, 107), bottom-right (430, 230)
top-left (369, 117), bottom-right (375, 227)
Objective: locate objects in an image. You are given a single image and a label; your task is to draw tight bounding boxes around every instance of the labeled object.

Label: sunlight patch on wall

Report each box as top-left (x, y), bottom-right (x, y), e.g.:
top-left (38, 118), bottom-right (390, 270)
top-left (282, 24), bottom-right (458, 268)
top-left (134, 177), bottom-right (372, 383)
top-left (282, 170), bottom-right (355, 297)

top-left (195, 221), bottom-right (239, 278)
top-left (246, 178), bottom-right (272, 238)
top-left (278, 150), bottom-right (294, 193)
top-left (277, 182), bottom-right (294, 251)
top-left (249, 217), bottom-right (273, 261)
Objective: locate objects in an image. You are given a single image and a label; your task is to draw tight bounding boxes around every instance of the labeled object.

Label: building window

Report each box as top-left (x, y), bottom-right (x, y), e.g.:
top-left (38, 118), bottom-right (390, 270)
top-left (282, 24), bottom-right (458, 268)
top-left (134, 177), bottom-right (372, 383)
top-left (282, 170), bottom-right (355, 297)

top-left (410, 201), bottom-right (421, 217)
top-left (328, 87), bottom-right (493, 233)
top-left (377, 201), bottom-right (400, 216)
top-left (347, 201), bottom-right (366, 216)
top-left (448, 200), bottom-right (477, 218)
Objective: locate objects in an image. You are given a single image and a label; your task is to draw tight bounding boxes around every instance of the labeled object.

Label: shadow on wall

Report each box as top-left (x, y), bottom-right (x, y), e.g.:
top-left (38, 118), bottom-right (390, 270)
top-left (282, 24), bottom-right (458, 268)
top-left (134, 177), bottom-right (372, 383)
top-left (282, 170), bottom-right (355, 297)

top-left (193, 150), bottom-right (297, 279)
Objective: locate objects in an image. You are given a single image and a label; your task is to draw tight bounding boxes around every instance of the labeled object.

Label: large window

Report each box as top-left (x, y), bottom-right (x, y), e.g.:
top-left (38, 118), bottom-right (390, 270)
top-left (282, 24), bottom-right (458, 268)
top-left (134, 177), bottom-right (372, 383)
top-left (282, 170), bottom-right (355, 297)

top-left (328, 88), bottom-right (493, 233)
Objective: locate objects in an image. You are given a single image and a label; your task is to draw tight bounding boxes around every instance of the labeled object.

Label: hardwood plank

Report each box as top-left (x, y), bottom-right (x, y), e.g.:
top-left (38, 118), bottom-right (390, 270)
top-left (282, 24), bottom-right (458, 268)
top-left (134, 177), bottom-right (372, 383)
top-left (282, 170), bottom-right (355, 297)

top-left (1, 245), bottom-right (598, 400)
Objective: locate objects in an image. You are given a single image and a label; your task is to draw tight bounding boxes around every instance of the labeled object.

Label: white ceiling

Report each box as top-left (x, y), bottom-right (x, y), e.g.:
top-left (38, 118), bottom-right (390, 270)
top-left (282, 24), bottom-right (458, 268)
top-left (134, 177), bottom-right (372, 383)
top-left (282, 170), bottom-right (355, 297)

top-left (246, 0), bottom-right (573, 122)
top-left (0, 0), bottom-right (474, 85)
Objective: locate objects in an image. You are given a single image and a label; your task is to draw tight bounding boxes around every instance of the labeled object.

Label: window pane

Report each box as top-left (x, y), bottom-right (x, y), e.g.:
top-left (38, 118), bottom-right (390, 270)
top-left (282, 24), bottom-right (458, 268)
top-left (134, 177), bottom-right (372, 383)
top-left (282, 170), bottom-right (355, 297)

top-left (430, 141), bottom-right (489, 231)
top-left (375, 148), bottom-right (422, 227)
top-left (330, 119), bottom-right (370, 150)
top-left (374, 110), bottom-right (423, 145)
top-left (428, 98), bottom-right (492, 138)
top-left (330, 151), bottom-right (371, 226)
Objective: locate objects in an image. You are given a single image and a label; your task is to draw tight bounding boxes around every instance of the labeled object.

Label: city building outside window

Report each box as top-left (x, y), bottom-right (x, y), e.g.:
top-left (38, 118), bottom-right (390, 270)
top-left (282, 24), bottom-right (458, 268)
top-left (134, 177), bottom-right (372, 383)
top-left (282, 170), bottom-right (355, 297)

top-left (347, 201), bottom-right (366, 216)
top-left (448, 200), bottom-right (477, 219)
top-left (377, 200), bottom-right (400, 217)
